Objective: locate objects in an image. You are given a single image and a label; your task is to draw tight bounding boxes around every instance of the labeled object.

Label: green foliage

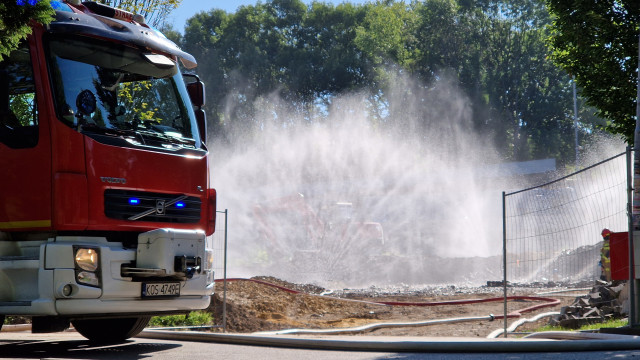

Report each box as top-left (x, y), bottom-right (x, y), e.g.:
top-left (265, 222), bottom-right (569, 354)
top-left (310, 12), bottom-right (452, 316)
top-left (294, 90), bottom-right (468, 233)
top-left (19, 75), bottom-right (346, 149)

top-left (545, 0), bottom-right (640, 144)
top-left (10, 93), bottom-right (36, 126)
top-left (3, 316), bottom-right (30, 325)
top-left (118, 80), bottom-right (161, 122)
top-left (178, 0), bottom-right (608, 164)
top-left (355, 1), bottom-right (415, 68)
top-left (535, 318), bottom-right (629, 332)
top-left (149, 311), bottom-right (213, 327)
top-left (0, 0), bottom-right (55, 60)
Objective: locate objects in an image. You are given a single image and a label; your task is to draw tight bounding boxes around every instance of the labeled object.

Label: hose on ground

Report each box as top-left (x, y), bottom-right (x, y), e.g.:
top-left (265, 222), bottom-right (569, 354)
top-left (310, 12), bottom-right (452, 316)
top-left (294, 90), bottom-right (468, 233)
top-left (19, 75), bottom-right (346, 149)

top-left (256, 315), bottom-right (497, 335)
top-left (138, 329), bottom-right (640, 352)
top-left (486, 311), bottom-right (560, 338)
top-left (523, 330), bottom-right (635, 340)
top-left (534, 287), bottom-right (593, 297)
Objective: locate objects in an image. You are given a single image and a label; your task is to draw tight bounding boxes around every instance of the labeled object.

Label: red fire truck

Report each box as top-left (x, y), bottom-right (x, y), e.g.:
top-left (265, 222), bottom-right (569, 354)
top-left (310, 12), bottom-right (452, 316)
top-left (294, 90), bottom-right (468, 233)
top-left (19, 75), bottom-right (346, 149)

top-left (0, 1), bottom-right (216, 341)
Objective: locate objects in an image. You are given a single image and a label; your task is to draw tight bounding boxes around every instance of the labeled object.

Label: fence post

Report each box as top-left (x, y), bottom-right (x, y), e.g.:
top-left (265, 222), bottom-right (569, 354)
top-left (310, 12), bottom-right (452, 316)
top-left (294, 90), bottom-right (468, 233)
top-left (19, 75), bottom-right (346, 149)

top-left (502, 191), bottom-right (507, 338)
top-left (628, 148), bottom-right (637, 327)
top-left (223, 209), bottom-right (228, 333)
top-left (215, 209), bottom-right (229, 333)
top-left (634, 28), bottom-right (640, 328)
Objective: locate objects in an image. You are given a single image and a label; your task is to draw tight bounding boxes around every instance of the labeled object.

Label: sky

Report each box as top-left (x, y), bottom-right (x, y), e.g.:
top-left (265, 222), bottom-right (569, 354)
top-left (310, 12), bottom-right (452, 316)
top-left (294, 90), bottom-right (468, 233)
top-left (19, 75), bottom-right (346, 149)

top-left (168, 0), bottom-right (370, 32)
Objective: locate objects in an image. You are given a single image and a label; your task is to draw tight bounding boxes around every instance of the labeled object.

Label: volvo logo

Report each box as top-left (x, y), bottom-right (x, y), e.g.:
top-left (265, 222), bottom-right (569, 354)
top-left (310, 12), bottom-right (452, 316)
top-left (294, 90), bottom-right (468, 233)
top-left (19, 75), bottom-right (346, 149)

top-left (156, 200), bottom-right (166, 215)
top-left (100, 177), bottom-right (127, 184)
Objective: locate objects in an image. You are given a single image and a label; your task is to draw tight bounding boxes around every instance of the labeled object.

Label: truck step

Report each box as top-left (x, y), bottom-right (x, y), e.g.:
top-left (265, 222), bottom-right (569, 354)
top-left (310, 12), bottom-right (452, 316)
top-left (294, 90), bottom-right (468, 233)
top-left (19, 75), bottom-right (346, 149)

top-left (0, 256), bottom-right (38, 261)
top-left (0, 257), bottom-right (39, 270)
top-left (0, 301), bottom-right (31, 306)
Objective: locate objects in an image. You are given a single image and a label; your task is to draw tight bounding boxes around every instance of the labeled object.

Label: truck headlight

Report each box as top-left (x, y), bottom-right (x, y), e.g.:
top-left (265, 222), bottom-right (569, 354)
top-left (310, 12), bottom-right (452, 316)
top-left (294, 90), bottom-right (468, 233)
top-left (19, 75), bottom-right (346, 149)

top-left (75, 248), bottom-right (99, 272)
top-left (76, 271), bottom-right (100, 287)
top-left (205, 248), bottom-right (214, 286)
top-left (205, 249), bottom-right (214, 271)
top-left (74, 247), bottom-right (100, 287)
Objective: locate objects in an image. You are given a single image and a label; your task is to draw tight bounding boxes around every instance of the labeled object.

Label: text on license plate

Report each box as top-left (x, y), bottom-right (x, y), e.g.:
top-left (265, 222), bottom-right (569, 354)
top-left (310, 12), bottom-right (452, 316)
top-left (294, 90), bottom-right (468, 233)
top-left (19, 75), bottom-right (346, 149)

top-left (142, 282), bottom-right (181, 297)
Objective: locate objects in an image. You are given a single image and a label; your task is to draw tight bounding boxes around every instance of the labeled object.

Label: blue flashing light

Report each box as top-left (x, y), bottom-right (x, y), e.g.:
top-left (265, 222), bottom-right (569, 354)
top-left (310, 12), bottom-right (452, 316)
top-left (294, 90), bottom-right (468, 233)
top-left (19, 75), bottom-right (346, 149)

top-left (17, 0), bottom-right (38, 6)
top-left (50, 1), bottom-right (73, 12)
top-left (175, 202), bottom-right (185, 208)
top-left (129, 198), bottom-right (140, 205)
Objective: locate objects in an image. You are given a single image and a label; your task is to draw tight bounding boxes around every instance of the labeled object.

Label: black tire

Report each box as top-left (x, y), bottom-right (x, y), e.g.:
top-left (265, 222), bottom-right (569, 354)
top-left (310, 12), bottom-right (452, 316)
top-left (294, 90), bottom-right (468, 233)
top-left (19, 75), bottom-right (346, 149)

top-left (0, 315), bottom-right (4, 332)
top-left (71, 316), bottom-right (151, 342)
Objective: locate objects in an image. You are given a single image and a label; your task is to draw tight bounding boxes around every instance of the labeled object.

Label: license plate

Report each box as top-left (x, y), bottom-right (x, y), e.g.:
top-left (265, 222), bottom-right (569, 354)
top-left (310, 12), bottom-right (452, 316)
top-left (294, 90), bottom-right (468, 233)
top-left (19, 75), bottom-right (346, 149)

top-left (142, 282), bottom-right (181, 298)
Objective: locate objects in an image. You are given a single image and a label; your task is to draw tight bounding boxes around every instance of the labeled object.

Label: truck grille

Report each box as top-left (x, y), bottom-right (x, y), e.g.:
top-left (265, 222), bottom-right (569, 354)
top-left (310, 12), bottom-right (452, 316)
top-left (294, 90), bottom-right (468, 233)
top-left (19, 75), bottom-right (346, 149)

top-left (104, 190), bottom-right (201, 224)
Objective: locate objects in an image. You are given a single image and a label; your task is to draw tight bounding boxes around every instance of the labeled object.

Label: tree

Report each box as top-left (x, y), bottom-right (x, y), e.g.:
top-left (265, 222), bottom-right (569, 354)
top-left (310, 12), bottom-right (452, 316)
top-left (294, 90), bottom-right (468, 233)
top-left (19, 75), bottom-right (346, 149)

top-left (545, 0), bottom-right (640, 144)
top-left (282, 1), bottom-right (371, 114)
top-left (354, 1), bottom-right (415, 70)
top-left (181, 0), bottom-right (372, 139)
top-left (178, 0), bottom-right (600, 164)
top-left (181, 8), bottom-right (230, 139)
top-left (0, 0), bottom-right (55, 60)
top-left (479, 0), bottom-right (560, 160)
top-left (404, 0), bottom-right (593, 163)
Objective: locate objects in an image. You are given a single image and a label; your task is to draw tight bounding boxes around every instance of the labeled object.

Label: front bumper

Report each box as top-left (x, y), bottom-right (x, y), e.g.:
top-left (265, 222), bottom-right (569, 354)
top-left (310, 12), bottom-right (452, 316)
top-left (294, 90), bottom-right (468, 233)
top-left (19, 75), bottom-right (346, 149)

top-left (43, 229), bottom-right (215, 316)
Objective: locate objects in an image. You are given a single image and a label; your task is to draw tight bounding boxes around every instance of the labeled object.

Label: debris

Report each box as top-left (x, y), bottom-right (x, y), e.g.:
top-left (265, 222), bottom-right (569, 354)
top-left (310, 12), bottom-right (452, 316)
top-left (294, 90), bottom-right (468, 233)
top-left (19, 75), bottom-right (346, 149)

top-left (549, 281), bottom-right (627, 329)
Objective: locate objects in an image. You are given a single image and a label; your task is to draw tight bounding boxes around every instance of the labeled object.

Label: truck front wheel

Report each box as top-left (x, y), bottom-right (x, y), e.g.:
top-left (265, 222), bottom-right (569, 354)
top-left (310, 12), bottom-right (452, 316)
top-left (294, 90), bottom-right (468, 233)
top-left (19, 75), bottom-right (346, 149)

top-left (71, 316), bottom-right (151, 342)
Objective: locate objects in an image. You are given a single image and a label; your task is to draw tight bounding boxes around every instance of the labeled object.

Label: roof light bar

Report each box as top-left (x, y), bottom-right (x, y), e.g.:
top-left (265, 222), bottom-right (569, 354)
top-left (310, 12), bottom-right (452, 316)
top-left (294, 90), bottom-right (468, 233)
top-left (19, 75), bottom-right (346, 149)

top-left (81, 1), bottom-right (146, 24)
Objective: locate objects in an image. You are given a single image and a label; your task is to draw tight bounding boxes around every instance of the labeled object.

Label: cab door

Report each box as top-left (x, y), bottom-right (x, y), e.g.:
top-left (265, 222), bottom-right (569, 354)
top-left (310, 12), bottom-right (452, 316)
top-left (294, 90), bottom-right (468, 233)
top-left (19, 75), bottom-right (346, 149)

top-left (0, 35), bottom-right (52, 233)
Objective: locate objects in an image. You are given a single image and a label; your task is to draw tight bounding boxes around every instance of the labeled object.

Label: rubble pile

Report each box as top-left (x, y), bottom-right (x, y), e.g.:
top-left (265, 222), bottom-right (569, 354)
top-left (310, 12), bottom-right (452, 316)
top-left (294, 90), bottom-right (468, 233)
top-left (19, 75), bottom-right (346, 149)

top-left (550, 281), bottom-right (627, 329)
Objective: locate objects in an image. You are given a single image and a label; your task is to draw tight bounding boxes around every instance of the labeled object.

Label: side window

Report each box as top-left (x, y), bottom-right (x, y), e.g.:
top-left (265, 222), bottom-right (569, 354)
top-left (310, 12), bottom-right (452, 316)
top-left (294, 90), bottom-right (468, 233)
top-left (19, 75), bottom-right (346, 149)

top-left (0, 43), bottom-right (38, 149)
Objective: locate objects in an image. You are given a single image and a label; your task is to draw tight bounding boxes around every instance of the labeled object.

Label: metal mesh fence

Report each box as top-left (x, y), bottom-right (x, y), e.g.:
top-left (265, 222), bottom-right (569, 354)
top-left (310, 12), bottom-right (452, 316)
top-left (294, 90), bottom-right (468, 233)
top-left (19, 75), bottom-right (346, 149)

top-left (208, 209), bottom-right (228, 332)
top-left (503, 151), bottom-right (629, 284)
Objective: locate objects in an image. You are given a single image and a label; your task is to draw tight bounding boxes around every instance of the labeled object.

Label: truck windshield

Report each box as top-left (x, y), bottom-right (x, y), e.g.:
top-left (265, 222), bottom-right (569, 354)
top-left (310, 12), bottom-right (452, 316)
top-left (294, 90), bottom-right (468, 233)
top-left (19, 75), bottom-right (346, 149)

top-left (46, 35), bottom-right (200, 149)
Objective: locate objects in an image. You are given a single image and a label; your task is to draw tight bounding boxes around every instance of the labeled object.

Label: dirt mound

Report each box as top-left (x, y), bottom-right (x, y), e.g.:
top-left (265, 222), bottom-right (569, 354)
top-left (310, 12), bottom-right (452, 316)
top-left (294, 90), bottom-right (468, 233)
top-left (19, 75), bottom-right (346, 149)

top-left (209, 278), bottom-right (384, 332)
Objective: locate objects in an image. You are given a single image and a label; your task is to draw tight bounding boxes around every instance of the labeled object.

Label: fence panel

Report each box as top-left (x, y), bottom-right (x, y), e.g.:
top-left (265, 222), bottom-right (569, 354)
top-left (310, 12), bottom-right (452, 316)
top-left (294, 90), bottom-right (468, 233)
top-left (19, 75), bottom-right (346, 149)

top-left (504, 152), bottom-right (628, 284)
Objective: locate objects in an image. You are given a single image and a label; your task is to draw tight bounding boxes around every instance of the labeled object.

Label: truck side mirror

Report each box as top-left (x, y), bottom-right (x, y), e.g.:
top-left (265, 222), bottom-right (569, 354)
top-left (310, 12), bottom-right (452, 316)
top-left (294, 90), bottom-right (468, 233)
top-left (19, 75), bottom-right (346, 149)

top-left (183, 74), bottom-right (206, 143)
top-left (195, 108), bottom-right (206, 144)
top-left (184, 74), bottom-right (205, 107)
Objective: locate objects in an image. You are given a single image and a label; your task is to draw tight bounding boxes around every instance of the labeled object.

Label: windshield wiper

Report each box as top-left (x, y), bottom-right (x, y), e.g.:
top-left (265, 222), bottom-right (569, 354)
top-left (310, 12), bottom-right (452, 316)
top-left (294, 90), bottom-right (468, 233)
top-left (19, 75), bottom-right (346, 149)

top-left (82, 122), bottom-right (196, 148)
top-left (80, 123), bottom-right (131, 137)
top-left (138, 128), bottom-right (196, 147)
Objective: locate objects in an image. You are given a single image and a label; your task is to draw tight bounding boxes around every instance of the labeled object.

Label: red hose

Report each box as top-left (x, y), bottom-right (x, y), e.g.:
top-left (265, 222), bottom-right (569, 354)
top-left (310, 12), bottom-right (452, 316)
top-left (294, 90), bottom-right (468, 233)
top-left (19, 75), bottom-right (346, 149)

top-left (214, 278), bottom-right (561, 319)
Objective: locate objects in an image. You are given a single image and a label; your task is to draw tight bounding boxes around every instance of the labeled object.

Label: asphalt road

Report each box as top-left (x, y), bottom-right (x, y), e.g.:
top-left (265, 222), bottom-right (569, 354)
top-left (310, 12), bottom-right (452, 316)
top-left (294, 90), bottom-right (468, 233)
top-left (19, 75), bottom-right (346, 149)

top-left (2, 331), bottom-right (640, 359)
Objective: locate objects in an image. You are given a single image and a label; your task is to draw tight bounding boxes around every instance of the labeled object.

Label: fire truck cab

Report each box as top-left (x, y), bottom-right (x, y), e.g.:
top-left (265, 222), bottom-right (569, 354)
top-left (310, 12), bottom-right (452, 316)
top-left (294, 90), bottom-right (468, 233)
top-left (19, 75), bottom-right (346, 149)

top-left (0, 1), bottom-right (216, 341)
